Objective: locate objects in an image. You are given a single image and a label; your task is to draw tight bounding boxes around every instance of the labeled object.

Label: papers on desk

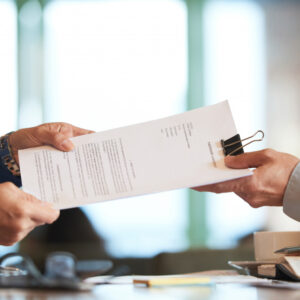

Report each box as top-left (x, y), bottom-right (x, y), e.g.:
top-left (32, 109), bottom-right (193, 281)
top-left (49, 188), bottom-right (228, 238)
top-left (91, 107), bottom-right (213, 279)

top-left (285, 257), bottom-right (300, 278)
top-left (19, 101), bottom-right (251, 209)
top-left (84, 272), bottom-right (270, 286)
top-left (86, 271), bottom-right (300, 290)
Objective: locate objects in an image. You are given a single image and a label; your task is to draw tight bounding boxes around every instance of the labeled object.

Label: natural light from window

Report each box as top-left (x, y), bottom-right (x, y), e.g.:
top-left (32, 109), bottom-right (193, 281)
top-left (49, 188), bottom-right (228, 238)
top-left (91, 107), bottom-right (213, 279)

top-left (204, 0), bottom-right (266, 247)
top-left (44, 0), bottom-right (188, 257)
top-left (0, 0), bottom-right (17, 135)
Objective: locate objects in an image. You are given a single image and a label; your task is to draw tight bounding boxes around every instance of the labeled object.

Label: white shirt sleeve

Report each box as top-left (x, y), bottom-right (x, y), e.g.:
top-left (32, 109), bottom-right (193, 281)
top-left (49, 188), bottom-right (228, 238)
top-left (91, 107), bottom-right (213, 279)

top-left (283, 162), bottom-right (300, 221)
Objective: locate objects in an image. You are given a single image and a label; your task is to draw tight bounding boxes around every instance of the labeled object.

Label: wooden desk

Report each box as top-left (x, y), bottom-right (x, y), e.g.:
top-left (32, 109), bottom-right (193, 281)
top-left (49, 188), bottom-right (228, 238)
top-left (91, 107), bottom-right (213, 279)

top-left (0, 283), bottom-right (299, 300)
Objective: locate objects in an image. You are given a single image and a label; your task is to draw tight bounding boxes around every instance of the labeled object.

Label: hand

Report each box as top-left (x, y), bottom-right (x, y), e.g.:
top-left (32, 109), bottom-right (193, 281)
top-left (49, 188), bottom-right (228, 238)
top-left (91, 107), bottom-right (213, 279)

top-left (8, 122), bottom-right (94, 165)
top-left (193, 149), bottom-right (300, 208)
top-left (0, 182), bottom-right (59, 245)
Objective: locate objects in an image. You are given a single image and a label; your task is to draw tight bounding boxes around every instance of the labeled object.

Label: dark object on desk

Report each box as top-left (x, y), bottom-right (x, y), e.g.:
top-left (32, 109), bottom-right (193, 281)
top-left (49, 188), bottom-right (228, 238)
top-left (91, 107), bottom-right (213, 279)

top-left (275, 246), bottom-right (300, 255)
top-left (229, 260), bottom-right (300, 282)
top-left (76, 259), bottom-right (113, 279)
top-left (19, 208), bottom-right (108, 269)
top-left (0, 252), bottom-right (113, 290)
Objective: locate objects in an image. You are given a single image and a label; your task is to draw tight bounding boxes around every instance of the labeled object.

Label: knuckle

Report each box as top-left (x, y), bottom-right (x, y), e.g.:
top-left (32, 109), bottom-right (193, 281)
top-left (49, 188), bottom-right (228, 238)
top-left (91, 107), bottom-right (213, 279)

top-left (244, 175), bottom-right (260, 195)
top-left (2, 182), bottom-right (15, 190)
top-left (23, 192), bottom-right (37, 204)
top-left (53, 122), bottom-right (70, 132)
top-left (262, 148), bottom-right (275, 160)
top-left (248, 180), bottom-right (258, 194)
top-left (60, 122), bottom-right (70, 127)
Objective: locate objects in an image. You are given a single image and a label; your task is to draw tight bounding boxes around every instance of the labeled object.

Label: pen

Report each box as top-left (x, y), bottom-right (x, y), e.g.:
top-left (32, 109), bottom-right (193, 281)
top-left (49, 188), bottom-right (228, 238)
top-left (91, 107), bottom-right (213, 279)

top-left (133, 277), bottom-right (212, 287)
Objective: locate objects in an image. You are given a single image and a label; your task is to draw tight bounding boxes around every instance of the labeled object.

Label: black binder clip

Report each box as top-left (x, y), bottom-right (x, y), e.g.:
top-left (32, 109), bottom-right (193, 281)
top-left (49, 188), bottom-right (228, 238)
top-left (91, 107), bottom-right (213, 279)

top-left (221, 130), bottom-right (264, 156)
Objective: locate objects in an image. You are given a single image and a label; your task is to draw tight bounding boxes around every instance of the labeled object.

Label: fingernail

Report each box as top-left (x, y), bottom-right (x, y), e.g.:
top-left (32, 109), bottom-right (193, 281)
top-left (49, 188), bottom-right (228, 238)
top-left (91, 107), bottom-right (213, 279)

top-left (61, 139), bottom-right (74, 151)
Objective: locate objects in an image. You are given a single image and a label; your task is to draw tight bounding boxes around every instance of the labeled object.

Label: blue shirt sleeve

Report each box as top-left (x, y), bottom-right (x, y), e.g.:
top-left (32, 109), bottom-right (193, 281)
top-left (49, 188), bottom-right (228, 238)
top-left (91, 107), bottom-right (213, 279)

top-left (283, 162), bottom-right (300, 221)
top-left (0, 133), bottom-right (21, 187)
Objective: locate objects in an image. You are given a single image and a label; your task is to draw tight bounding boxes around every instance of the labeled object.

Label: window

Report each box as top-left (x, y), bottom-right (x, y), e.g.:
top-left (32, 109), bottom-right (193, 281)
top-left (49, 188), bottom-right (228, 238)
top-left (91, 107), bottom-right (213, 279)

top-left (2, 0), bottom-right (269, 256)
top-left (203, 0), bottom-right (266, 247)
top-left (0, 0), bottom-right (17, 134)
top-left (44, 0), bottom-right (188, 257)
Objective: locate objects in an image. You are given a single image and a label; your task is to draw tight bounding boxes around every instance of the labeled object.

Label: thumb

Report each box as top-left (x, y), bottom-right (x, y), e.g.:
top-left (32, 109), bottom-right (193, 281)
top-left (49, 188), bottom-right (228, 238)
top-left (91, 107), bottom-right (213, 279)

top-left (44, 133), bottom-right (74, 152)
top-left (225, 150), bottom-right (268, 169)
top-left (36, 124), bottom-right (75, 152)
top-left (56, 139), bottom-right (74, 152)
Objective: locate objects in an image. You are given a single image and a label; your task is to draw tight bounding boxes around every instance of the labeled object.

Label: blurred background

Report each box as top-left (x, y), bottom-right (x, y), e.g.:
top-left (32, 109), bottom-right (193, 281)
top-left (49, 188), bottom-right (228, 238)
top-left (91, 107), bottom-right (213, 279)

top-left (1, 0), bottom-right (300, 274)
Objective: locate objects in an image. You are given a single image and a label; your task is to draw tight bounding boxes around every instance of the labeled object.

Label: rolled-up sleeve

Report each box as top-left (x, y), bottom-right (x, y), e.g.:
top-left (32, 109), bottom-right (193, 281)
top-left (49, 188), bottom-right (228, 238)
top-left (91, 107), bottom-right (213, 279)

top-left (283, 162), bottom-right (300, 221)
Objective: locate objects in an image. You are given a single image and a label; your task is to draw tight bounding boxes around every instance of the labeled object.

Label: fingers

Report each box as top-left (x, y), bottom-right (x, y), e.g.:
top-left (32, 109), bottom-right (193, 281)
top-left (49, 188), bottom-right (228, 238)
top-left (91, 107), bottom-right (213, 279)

top-left (225, 149), bottom-right (275, 169)
top-left (0, 184), bottom-right (60, 245)
top-left (18, 190), bottom-right (59, 224)
top-left (193, 150), bottom-right (271, 196)
top-left (8, 122), bottom-right (94, 162)
top-left (36, 123), bottom-right (93, 152)
top-left (192, 176), bottom-right (249, 194)
top-left (194, 149), bottom-right (296, 209)
top-left (192, 183), bottom-right (232, 193)
top-left (71, 125), bottom-right (95, 136)
top-left (38, 130), bottom-right (73, 151)
top-left (58, 125), bottom-right (95, 151)
top-left (26, 195), bottom-right (60, 224)
top-left (59, 139), bottom-right (74, 151)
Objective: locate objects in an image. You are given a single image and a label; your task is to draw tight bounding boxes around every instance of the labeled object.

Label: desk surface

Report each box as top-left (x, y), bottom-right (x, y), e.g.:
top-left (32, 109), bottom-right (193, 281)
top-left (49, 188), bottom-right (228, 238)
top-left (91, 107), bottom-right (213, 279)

top-left (0, 283), bottom-right (300, 300)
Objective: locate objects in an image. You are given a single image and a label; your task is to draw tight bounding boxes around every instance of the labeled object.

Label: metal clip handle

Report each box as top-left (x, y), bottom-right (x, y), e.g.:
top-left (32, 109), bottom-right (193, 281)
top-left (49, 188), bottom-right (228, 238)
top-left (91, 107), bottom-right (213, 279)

top-left (226, 130), bottom-right (264, 156)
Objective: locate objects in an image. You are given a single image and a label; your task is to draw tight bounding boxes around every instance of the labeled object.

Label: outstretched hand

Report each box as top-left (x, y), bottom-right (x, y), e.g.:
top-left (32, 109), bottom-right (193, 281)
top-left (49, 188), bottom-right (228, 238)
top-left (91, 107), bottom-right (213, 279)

top-left (0, 182), bottom-right (59, 245)
top-left (0, 122), bottom-right (94, 245)
top-left (8, 122), bottom-right (94, 165)
top-left (193, 149), bottom-right (300, 208)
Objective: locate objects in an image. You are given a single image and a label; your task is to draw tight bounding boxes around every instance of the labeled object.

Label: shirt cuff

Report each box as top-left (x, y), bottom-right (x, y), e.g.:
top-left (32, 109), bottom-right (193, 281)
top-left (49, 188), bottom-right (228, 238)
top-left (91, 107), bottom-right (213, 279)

top-left (0, 132), bottom-right (21, 187)
top-left (283, 162), bottom-right (300, 221)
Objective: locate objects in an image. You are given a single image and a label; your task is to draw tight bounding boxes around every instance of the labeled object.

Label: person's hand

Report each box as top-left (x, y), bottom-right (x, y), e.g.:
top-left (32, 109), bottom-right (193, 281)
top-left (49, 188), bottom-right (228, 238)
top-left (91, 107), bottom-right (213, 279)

top-left (0, 182), bottom-right (59, 245)
top-left (8, 122), bottom-right (94, 165)
top-left (193, 149), bottom-right (300, 208)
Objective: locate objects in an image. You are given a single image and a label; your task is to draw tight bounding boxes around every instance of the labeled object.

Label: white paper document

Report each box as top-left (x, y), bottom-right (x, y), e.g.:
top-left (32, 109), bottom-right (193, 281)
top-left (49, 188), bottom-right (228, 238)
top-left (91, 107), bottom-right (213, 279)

top-left (19, 101), bottom-right (251, 209)
top-left (285, 257), bottom-right (300, 278)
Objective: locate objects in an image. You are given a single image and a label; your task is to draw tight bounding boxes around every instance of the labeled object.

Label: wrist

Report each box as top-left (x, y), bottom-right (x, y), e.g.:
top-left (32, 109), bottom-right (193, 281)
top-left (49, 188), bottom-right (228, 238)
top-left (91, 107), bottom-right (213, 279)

top-left (283, 162), bottom-right (300, 221)
top-left (7, 132), bottom-right (19, 166)
top-left (0, 132), bottom-right (20, 176)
